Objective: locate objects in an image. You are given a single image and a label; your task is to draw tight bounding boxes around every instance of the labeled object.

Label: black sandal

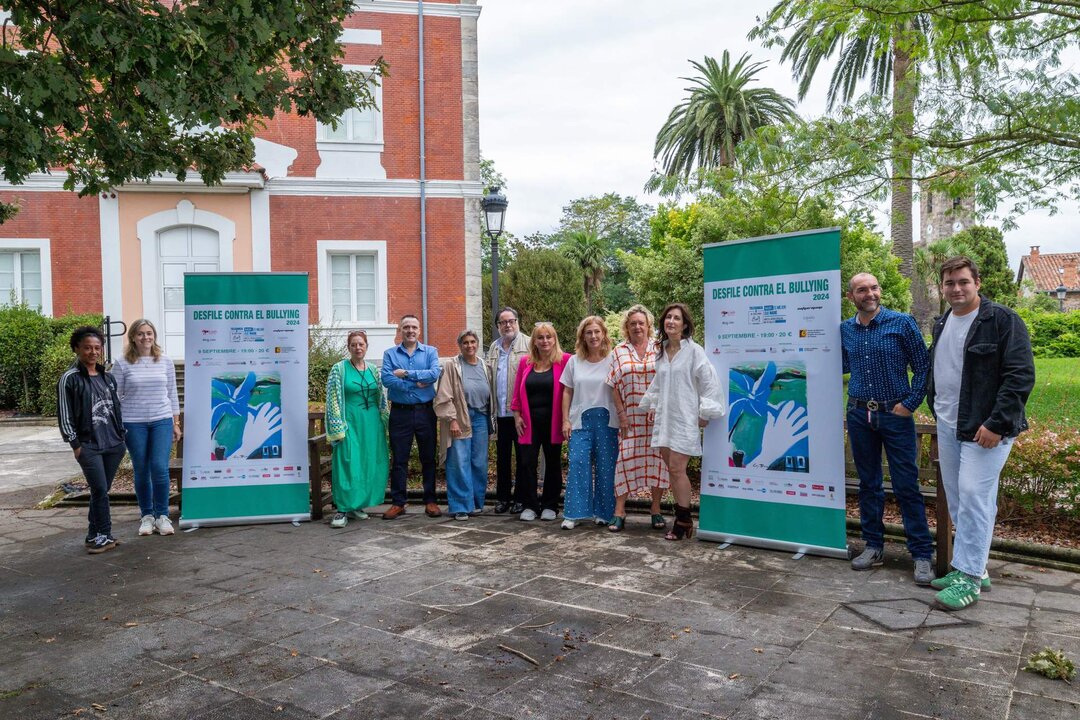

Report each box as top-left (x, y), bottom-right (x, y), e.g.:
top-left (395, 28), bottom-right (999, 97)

top-left (664, 505), bottom-right (695, 541)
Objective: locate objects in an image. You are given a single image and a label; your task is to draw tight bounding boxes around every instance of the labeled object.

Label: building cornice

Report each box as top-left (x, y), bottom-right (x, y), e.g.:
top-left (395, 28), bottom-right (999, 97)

top-left (352, 1), bottom-right (482, 19)
top-left (0, 171), bottom-right (265, 194)
top-left (266, 177), bottom-right (483, 198)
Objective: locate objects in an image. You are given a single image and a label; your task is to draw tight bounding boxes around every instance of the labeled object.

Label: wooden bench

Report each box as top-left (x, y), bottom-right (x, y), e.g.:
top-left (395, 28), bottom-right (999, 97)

top-left (169, 411), bottom-right (333, 520)
top-left (843, 421), bottom-right (952, 577)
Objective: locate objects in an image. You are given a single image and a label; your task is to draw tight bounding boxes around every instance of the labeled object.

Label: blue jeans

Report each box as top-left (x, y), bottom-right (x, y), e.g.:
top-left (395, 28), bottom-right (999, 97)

top-left (936, 420), bottom-right (1013, 577)
top-left (446, 408), bottom-right (490, 515)
top-left (847, 404), bottom-right (934, 560)
top-left (564, 408), bottom-right (618, 521)
top-left (78, 444), bottom-right (126, 539)
top-left (124, 418), bottom-right (174, 518)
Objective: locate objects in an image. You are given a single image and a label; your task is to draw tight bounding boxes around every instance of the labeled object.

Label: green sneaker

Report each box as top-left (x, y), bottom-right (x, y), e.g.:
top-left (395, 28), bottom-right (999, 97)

top-left (930, 569), bottom-right (991, 592)
top-left (934, 575), bottom-right (981, 611)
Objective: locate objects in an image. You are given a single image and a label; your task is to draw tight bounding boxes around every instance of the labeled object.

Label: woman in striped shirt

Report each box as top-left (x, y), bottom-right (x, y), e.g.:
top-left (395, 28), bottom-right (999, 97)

top-left (112, 319), bottom-right (181, 537)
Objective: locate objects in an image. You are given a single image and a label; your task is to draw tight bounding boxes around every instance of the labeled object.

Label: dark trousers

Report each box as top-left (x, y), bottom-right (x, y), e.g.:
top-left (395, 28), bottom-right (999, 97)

top-left (495, 416), bottom-right (524, 503)
top-left (388, 403), bottom-right (437, 506)
top-left (516, 439), bottom-right (563, 513)
top-left (847, 404), bottom-right (934, 560)
top-left (77, 444), bottom-right (126, 539)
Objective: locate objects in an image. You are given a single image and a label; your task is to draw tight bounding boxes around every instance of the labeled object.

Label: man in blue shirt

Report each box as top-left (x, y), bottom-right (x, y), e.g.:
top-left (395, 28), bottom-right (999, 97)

top-left (842, 273), bottom-right (934, 584)
top-left (381, 314), bottom-right (442, 519)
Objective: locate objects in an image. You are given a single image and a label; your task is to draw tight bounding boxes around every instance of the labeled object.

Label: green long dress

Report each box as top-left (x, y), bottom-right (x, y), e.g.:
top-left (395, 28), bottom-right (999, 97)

top-left (331, 362), bottom-right (389, 512)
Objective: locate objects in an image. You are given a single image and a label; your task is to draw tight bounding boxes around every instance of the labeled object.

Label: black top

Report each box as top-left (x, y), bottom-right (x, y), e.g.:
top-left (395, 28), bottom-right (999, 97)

top-left (525, 367), bottom-right (554, 445)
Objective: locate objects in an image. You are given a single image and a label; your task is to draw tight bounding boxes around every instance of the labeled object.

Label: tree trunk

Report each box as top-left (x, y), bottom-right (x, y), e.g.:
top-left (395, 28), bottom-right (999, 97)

top-left (891, 28), bottom-right (917, 279)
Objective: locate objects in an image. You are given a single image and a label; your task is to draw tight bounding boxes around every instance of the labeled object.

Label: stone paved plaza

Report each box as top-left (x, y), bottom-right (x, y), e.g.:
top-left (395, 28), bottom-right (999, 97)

top-left (2, 497), bottom-right (1079, 720)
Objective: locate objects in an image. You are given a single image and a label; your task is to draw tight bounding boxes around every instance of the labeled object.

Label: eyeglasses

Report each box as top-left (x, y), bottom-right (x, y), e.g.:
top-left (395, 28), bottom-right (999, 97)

top-left (533, 321), bottom-right (551, 328)
top-left (497, 319), bottom-right (517, 326)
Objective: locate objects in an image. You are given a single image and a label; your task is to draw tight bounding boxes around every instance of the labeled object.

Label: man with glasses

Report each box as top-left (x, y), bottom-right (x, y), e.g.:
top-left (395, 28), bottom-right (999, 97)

top-left (486, 307), bottom-right (530, 514)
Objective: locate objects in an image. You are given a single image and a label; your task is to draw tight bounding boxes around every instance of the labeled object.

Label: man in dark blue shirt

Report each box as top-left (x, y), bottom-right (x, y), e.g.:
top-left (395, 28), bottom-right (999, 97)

top-left (381, 314), bottom-right (442, 519)
top-left (841, 273), bottom-right (933, 584)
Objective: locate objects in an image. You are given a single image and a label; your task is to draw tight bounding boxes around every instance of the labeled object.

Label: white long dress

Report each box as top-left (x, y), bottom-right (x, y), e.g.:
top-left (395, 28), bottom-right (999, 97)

top-left (638, 338), bottom-right (726, 456)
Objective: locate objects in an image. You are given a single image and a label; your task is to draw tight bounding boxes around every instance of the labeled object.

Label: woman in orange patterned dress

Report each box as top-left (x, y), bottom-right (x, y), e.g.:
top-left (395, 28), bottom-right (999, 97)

top-left (605, 305), bottom-right (669, 531)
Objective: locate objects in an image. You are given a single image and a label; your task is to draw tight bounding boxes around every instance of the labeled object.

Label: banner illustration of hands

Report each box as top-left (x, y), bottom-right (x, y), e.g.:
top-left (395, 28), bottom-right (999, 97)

top-left (749, 400), bottom-right (809, 471)
top-left (229, 402), bottom-right (283, 460)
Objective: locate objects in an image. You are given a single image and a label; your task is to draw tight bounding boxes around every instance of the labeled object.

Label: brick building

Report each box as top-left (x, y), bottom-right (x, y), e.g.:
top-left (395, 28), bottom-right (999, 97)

top-left (0, 1), bottom-right (483, 358)
top-left (1017, 246), bottom-right (1080, 311)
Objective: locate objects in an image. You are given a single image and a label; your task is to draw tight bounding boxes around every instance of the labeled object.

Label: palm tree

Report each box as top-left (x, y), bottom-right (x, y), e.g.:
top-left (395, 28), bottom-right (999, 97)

top-left (755, 2), bottom-right (938, 278)
top-left (653, 51), bottom-right (798, 179)
top-left (561, 230), bottom-right (607, 315)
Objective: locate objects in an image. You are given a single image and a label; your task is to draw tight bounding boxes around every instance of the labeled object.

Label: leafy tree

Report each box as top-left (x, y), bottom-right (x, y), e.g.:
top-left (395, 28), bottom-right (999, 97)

top-left (624, 183), bottom-right (909, 333)
top-left (744, 1), bottom-right (1080, 242)
top-left (560, 230), bottom-right (608, 316)
top-left (499, 249), bottom-right (586, 347)
top-left (0, 1), bottom-right (385, 221)
top-left (914, 237), bottom-right (961, 316)
top-left (652, 52), bottom-right (798, 182)
top-left (557, 193), bottom-right (653, 254)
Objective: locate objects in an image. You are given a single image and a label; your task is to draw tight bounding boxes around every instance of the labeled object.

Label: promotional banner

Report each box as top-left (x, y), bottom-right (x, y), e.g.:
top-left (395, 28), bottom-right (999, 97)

top-left (180, 273), bottom-right (310, 528)
top-left (700, 228), bottom-right (847, 557)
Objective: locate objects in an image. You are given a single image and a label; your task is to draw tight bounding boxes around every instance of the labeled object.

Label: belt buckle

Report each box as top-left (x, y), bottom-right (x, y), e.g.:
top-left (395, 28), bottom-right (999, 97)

top-left (866, 400), bottom-right (879, 411)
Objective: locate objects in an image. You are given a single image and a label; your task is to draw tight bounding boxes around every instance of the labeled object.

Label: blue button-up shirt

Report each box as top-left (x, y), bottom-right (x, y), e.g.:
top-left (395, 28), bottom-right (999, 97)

top-left (841, 307), bottom-right (929, 412)
top-left (381, 342), bottom-right (442, 404)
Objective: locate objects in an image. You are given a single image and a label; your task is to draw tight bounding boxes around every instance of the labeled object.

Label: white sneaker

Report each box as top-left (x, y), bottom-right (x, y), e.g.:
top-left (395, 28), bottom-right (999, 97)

top-left (594, 517), bottom-right (608, 526)
top-left (540, 509), bottom-right (557, 521)
top-left (138, 515), bottom-right (155, 536)
top-left (347, 510), bottom-right (369, 520)
top-left (154, 516), bottom-right (174, 535)
top-left (329, 512), bottom-right (348, 528)
top-left (519, 509), bottom-right (537, 521)
top-left (561, 519), bottom-right (576, 530)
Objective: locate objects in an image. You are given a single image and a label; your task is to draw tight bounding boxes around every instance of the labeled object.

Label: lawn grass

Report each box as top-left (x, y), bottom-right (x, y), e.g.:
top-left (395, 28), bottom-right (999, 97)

top-left (845, 357), bottom-right (1079, 427)
top-left (1027, 357), bottom-right (1080, 426)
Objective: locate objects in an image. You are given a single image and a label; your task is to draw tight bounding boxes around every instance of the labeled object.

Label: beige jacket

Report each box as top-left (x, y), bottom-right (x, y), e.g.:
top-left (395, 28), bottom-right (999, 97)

top-left (485, 331), bottom-right (530, 417)
top-left (434, 355), bottom-right (495, 464)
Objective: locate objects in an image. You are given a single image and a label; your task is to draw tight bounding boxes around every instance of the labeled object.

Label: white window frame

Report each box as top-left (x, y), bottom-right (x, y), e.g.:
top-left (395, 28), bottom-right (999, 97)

top-left (316, 240), bottom-right (388, 326)
top-left (316, 65), bottom-right (384, 148)
top-left (0, 238), bottom-right (52, 316)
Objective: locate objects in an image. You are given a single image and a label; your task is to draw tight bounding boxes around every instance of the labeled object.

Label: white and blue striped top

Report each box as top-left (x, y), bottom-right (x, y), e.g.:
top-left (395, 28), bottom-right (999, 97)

top-left (112, 355), bottom-right (180, 423)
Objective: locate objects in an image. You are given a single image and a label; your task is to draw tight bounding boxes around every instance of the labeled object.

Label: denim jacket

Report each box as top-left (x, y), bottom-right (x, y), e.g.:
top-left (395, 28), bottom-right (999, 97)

top-left (927, 296), bottom-right (1035, 441)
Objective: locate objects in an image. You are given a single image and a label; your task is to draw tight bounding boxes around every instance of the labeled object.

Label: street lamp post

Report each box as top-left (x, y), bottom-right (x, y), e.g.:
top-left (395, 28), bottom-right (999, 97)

top-left (1056, 283), bottom-right (1067, 312)
top-left (481, 186), bottom-right (508, 341)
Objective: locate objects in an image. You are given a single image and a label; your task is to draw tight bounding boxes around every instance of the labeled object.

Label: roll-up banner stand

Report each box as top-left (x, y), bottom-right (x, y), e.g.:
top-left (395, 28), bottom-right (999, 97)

top-left (700, 228), bottom-right (847, 558)
top-left (180, 273), bottom-right (311, 529)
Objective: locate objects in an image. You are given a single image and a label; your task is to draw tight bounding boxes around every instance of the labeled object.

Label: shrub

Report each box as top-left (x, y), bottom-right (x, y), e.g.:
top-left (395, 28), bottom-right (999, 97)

top-left (1000, 423), bottom-right (1080, 514)
top-left (309, 325), bottom-right (344, 403)
top-left (1017, 309), bottom-right (1080, 358)
top-left (37, 338), bottom-right (77, 416)
top-left (0, 302), bottom-right (52, 412)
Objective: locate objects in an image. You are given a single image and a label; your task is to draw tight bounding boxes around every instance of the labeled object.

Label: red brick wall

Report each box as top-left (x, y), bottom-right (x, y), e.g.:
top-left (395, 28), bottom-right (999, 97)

top-left (269, 195), bottom-right (466, 350)
top-left (0, 191), bottom-right (102, 315)
top-left (260, 11), bottom-right (465, 181)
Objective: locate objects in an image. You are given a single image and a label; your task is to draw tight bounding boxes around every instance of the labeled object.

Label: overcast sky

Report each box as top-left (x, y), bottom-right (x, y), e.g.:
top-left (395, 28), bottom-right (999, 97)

top-left (475, 0), bottom-right (1077, 271)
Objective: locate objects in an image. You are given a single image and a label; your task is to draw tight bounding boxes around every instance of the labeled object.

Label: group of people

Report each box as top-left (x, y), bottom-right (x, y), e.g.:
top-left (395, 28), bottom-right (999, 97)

top-left (55, 254), bottom-right (1034, 614)
top-left (58, 320), bottom-right (181, 554)
top-left (324, 303), bottom-right (727, 543)
top-left (843, 256), bottom-right (1034, 611)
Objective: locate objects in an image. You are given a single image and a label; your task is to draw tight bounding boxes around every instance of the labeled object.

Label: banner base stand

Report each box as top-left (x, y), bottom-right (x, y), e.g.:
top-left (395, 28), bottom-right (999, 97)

top-left (698, 529), bottom-right (848, 560)
top-left (179, 513), bottom-right (311, 530)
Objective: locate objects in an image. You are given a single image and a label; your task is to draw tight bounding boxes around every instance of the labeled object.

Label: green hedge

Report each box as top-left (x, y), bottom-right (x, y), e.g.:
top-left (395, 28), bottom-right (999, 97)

top-left (0, 305), bottom-right (104, 415)
top-left (1017, 309), bottom-right (1080, 358)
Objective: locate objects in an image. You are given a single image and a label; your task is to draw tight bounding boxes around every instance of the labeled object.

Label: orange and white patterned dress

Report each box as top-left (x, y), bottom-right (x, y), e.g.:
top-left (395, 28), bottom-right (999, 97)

top-left (607, 341), bottom-right (669, 495)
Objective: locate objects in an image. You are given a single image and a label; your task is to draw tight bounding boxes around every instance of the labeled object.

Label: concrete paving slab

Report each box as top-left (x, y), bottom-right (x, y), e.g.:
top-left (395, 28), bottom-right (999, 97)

top-left (0, 497), bottom-right (1077, 719)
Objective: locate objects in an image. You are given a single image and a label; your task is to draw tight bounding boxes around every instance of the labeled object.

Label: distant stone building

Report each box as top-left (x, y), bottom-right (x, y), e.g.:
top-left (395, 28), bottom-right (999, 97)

top-left (911, 187), bottom-right (978, 327)
top-left (1017, 246), bottom-right (1080, 311)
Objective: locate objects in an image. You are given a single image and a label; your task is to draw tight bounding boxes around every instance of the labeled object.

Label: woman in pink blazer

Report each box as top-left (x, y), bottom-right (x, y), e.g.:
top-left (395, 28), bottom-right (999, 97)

top-left (510, 321), bottom-right (571, 522)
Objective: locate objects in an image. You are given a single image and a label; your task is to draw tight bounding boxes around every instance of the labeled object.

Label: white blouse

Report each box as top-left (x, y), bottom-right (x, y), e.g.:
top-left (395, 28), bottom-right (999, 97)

top-left (638, 338), bottom-right (726, 456)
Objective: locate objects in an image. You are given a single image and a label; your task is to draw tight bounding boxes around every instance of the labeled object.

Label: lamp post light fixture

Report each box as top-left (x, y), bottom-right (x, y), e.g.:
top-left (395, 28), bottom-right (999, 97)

top-left (1056, 283), bottom-right (1067, 312)
top-left (481, 186), bottom-right (508, 339)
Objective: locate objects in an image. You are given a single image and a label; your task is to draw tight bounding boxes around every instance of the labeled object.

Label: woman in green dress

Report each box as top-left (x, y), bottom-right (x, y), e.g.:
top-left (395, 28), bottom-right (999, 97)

top-left (325, 330), bottom-right (389, 528)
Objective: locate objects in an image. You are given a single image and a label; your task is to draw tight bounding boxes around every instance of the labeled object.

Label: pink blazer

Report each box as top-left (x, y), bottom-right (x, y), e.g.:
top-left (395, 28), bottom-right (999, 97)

top-left (510, 353), bottom-right (570, 445)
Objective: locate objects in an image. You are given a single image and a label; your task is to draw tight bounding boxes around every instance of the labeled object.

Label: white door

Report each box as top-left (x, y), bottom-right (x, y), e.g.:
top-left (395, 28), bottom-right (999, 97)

top-left (158, 226), bottom-right (219, 357)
